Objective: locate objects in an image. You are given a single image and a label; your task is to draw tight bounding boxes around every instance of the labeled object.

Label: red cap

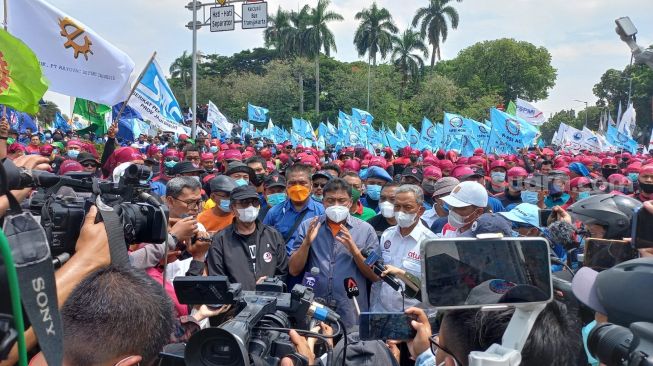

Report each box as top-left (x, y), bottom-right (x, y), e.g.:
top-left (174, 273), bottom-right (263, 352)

top-left (278, 153), bottom-right (290, 164)
top-left (569, 177), bottom-right (591, 188)
top-left (625, 162), bottom-right (642, 173)
top-left (224, 149), bottom-right (242, 161)
top-left (343, 159), bottom-right (361, 172)
top-left (451, 165), bottom-right (475, 179)
top-left (507, 167), bottom-right (528, 178)
top-left (59, 159), bottom-right (84, 174)
top-left (439, 159), bottom-right (454, 170)
top-left (490, 160), bottom-right (507, 170)
top-left (468, 156), bottom-right (484, 167)
top-left (164, 150), bottom-right (180, 158)
top-left (201, 152), bottom-right (214, 161)
top-left (8, 143), bottom-right (25, 153)
top-left (423, 156), bottom-right (438, 166)
top-left (146, 145), bottom-right (160, 157)
top-left (608, 173), bottom-right (630, 185)
top-left (423, 166), bottom-right (442, 180)
top-left (602, 158), bottom-right (618, 166)
top-left (473, 148), bottom-right (484, 156)
top-left (542, 148), bottom-right (554, 156)
top-left (641, 164), bottom-right (653, 175)
top-left (242, 150), bottom-right (255, 160)
top-left (457, 157), bottom-right (469, 165)
top-left (179, 134), bottom-right (189, 141)
top-left (39, 144), bottom-right (53, 156)
top-left (369, 156), bottom-right (386, 168)
top-left (260, 148), bottom-right (272, 160)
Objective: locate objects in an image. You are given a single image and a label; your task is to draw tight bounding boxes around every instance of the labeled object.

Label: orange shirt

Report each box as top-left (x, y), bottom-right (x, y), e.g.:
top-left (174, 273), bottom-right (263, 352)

top-left (198, 209), bottom-right (234, 234)
top-left (327, 221), bottom-right (341, 237)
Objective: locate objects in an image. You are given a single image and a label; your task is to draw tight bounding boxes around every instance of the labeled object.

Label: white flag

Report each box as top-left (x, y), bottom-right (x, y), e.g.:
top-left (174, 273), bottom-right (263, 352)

top-left (617, 103), bottom-right (636, 137)
top-left (551, 131), bottom-right (559, 145)
top-left (207, 100), bottom-right (233, 135)
top-left (7, 0), bottom-right (134, 105)
top-left (515, 98), bottom-right (546, 126)
top-left (648, 126), bottom-right (653, 152)
top-left (560, 123), bottom-right (584, 152)
top-left (581, 127), bottom-right (602, 152)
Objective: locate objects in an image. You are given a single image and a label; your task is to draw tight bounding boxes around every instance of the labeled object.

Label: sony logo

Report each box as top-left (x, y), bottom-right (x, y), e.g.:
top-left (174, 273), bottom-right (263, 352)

top-left (32, 277), bottom-right (56, 335)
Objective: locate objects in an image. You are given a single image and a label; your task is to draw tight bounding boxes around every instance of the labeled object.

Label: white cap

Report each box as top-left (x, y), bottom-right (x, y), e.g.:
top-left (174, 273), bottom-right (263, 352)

top-left (441, 181), bottom-right (488, 208)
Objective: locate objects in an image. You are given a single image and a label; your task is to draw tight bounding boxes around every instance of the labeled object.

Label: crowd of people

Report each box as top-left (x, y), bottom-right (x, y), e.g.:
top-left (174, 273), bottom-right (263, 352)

top-left (1, 116), bottom-right (653, 366)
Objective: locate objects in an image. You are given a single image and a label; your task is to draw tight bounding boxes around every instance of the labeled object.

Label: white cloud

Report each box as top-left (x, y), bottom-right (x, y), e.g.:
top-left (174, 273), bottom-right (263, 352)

top-left (5, 0), bottom-right (653, 119)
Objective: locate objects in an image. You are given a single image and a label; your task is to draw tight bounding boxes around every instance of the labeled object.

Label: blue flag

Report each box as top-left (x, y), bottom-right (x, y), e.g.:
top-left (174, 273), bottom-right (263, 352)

top-left (607, 125), bottom-right (638, 154)
top-left (117, 118), bottom-right (150, 142)
top-left (55, 112), bottom-right (70, 133)
top-left (247, 103), bottom-right (269, 123)
top-left (292, 118), bottom-right (314, 140)
top-left (419, 117), bottom-right (442, 150)
top-left (352, 108), bottom-right (374, 126)
top-left (443, 112), bottom-right (472, 152)
top-left (2, 106), bottom-right (37, 133)
top-left (468, 119), bottom-right (491, 150)
top-left (408, 125), bottom-right (420, 148)
top-left (241, 120), bottom-right (253, 136)
top-left (486, 108), bottom-right (539, 153)
top-left (384, 130), bottom-right (406, 151)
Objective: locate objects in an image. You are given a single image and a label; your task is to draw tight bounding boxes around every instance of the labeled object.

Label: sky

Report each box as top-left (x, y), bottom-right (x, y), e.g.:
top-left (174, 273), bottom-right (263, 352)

top-left (4, 0), bottom-right (653, 119)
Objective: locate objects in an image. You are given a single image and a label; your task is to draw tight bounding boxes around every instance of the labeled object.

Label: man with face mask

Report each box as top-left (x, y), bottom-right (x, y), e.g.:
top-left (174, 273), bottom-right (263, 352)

top-left (361, 166), bottom-right (393, 212)
top-left (424, 177), bottom-right (459, 230)
top-left (487, 160), bottom-right (508, 195)
top-left (635, 164), bottom-right (653, 202)
top-left (440, 181), bottom-right (488, 237)
top-left (288, 178), bottom-right (379, 328)
top-left (342, 171), bottom-right (376, 221)
top-left (370, 184), bottom-right (436, 312)
top-left (421, 166), bottom-right (442, 209)
top-left (225, 161), bottom-right (254, 187)
top-left (600, 157), bottom-right (620, 179)
top-left (496, 167), bottom-right (528, 210)
top-left (198, 175), bottom-right (236, 235)
top-left (200, 152), bottom-right (215, 173)
top-left (367, 182), bottom-right (400, 238)
top-left (206, 185), bottom-right (288, 291)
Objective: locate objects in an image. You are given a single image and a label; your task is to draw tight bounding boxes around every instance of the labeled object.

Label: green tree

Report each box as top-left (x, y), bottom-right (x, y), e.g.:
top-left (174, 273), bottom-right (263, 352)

top-left (303, 0), bottom-right (343, 117)
top-left (169, 50), bottom-right (203, 106)
top-left (391, 29), bottom-right (428, 114)
top-left (37, 100), bottom-right (61, 126)
top-left (354, 3), bottom-right (398, 111)
top-left (411, 0), bottom-right (460, 67)
top-left (264, 7), bottom-right (292, 50)
top-left (436, 38), bottom-right (557, 103)
top-left (412, 73), bottom-right (460, 121)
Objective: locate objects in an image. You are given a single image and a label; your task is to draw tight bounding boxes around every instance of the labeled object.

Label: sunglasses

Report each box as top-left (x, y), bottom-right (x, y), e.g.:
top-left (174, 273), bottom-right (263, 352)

top-left (313, 182), bottom-right (326, 188)
top-left (82, 162), bottom-right (97, 168)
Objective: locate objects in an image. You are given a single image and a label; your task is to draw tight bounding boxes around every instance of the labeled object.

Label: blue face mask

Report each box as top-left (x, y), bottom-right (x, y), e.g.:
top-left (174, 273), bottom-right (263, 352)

top-left (267, 192), bottom-right (287, 207)
top-left (577, 191), bottom-right (591, 201)
top-left (67, 150), bottom-right (79, 159)
top-left (209, 146), bottom-right (218, 153)
top-left (311, 194), bottom-right (323, 202)
top-left (628, 173), bottom-right (639, 182)
top-left (520, 190), bottom-right (539, 204)
top-left (219, 199), bottom-right (231, 212)
top-left (271, 147), bottom-right (277, 155)
top-left (366, 184), bottom-right (381, 201)
top-left (164, 160), bottom-right (178, 169)
top-left (235, 178), bottom-right (248, 187)
top-left (510, 230), bottom-right (522, 237)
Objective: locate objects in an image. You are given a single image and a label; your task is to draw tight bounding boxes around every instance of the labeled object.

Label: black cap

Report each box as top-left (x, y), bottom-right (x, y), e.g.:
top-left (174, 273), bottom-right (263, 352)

top-left (264, 173), bottom-right (286, 189)
top-left (76, 152), bottom-right (99, 165)
top-left (462, 167), bottom-right (485, 181)
top-left (230, 185), bottom-right (259, 201)
top-left (225, 161), bottom-right (254, 178)
top-left (171, 161), bottom-right (203, 175)
top-left (402, 167), bottom-right (423, 182)
top-left (312, 170), bottom-right (333, 181)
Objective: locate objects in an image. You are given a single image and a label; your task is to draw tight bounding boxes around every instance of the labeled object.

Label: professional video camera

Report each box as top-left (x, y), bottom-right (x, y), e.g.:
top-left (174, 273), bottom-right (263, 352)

top-left (1, 158), bottom-right (168, 256)
top-left (166, 276), bottom-right (341, 366)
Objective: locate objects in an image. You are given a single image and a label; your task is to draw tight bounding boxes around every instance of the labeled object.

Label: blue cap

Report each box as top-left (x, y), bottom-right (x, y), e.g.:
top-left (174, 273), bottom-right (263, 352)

top-left (569, 162), bottom-right (590, 177)
top-left (461, 213), bottom-right (512, 237)
top-left (499, 203), bottom-right (541, 229)
top-left (364, 166), bottom-right (392, 182)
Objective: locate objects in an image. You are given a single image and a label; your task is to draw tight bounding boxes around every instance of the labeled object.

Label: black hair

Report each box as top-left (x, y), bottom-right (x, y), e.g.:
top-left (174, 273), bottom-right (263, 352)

top-left (61, 266), bottom-right (174, 365)
top-left (323, 177), bottom-right (353, 198)
top-left (441, 301), bottom-right (581, 366)
top-left (285, 163), bottom-right (314, 179)
top-left (381, 182), bottom-right (401, 190)
top-left (246, 156), bottom-right (266, 168)
top-left (340, 171), bottom-right (361, 180)
top-left (322, 163), bottom-right (342, 176)
top-left (183, 144), bottom-right (199, 154)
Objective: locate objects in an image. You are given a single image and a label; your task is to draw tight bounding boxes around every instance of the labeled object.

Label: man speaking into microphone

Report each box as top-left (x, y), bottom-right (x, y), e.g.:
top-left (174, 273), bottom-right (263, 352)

top-left (370, 185), bottom-right (436, 312)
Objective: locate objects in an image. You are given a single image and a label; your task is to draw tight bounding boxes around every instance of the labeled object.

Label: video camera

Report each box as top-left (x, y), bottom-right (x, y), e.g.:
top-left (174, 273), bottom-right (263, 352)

top-left (1, 158), bottom-right (168, 256)
top-left (165, 276), bottom-right (341, 366)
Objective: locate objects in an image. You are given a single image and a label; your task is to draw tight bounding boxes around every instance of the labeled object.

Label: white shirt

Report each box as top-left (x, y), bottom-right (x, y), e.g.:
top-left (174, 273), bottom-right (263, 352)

top-left (370, 221), bottom-right (437, 312)
top-left (421, 207), bottom-right (439, 227)
top-left (165, 222), bottom-right (208, 282)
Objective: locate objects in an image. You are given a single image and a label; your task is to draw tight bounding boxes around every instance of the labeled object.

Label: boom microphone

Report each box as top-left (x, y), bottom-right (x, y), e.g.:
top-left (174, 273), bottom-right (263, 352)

top-left (361, 248), bottom-right (402, 292)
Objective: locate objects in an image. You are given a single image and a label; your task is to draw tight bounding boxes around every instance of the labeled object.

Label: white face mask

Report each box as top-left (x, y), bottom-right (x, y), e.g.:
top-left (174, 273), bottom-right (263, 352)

top-left (448, 209), bottom-right (475, 229)
top-left (325, 205), bottom-right (349, 223)
top-left (491, 171), bottom-right (506, 183)
top-left (379, 201), bottom-right (395, 219)
top-left (237, 206), bottom-right (259, 223)
top-left (394, 211), bottom-right (417, 228)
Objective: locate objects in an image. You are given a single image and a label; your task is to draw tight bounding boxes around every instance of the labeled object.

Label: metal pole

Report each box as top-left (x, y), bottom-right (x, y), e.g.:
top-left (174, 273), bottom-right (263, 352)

top-left (366, 55), bottom-right (371, 112)
top-left (191, 0), bottom-right (198, 139)
top-left (3, 0), bottom-right (7, 30)
top-left (584, 101), bottom-right (588, 128)
top-left (627, 77), bottom-right (633, 106)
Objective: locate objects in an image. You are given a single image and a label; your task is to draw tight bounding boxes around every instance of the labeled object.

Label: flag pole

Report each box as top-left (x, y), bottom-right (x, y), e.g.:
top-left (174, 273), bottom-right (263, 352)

top-left (3, 0), bottom-right (6, 119)
top-left (113, 51), bottom-right (157, 125)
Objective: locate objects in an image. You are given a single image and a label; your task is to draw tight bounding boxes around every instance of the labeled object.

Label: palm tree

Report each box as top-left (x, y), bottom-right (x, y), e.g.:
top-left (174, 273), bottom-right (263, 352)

top-left (170, 50), bottom-right (203, 106)
top-left (391, 29), bottom-right (428, 113)
top-left (354, 3), bottom-right (398, 111)
top-left (411, 0), bottom-right (460, 67)
top-left (303, 0), bottom-right (343, 116)
top-left (264, 7), bottom-right (291, 50)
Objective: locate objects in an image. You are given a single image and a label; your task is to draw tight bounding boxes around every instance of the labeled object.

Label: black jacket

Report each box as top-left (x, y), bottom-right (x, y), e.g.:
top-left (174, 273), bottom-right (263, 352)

top-left (206, 219), bottom-right (288, 291)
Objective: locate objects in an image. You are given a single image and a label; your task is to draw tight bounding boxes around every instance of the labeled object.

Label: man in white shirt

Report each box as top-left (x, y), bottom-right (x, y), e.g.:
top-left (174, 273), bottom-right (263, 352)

top-left (370, 184), bottom-right (436, 312)
top-left (440, 181), bottom-right (489, 238)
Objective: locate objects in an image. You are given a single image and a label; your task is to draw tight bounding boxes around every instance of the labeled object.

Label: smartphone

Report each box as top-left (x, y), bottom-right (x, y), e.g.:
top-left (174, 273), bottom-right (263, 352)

top-left (632, 206), bottom-right (653, 249)
top-left (420, 237), bottom-right (552, 309)
top-left (173, 276), bottom-right (236, 305)
top-left (584, 238), bottom-right (639, 271)
top-left (359, 312), bottom-right (417, 341)
top-left (538, 209), bottom-right (553, 227)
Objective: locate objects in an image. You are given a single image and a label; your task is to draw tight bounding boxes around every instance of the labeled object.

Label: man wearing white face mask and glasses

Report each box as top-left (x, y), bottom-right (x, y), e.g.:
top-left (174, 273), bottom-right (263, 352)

top-left (440, 181), bottom-right (489, 238)
top-left (206, 185), bottom-right (288, 291)
top-left (288, 178), bottom-right (379, 328)
top-left (370, 184), bottom-right (437, 312)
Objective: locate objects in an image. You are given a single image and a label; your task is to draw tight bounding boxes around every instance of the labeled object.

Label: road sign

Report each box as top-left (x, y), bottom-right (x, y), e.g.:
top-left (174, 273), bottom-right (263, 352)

top-left (241, 2), bottom-right (267, 29)
top-left (210, 5), bottom-right (235, 32)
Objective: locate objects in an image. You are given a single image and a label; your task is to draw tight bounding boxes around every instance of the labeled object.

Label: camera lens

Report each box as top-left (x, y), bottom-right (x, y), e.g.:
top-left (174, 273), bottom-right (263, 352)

top-left (587, 323), bottom-right (632, 365)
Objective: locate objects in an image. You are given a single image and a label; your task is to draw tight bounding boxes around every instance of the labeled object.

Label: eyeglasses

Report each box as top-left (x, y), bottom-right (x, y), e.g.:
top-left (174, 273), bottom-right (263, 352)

top-left (429, 334), bottom-right (462, 366)
top-left (234, 199), bottom-right (261, 208)
top-left (186, 156), bottom-right (201, 161)
top-left (313, 182), bottom-right (326, 188)
top-left (171, 197), bottom-right (202, 210)
top-left (82, 162), bottom-right (97, 168)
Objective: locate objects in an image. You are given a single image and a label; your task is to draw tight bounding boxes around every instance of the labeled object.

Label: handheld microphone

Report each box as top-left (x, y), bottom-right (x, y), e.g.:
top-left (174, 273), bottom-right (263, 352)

top-left (307, 301), bottom-right (340, 324)
top-left (344, 277), bottom-right (361, 316)
top-left (302, 266), bottom-right (320, 289)
top-left (361, 248), bottom-right (402, 292)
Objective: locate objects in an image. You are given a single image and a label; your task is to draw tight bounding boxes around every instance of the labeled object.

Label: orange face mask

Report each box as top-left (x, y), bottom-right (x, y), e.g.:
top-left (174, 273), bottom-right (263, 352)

top-left (287, 185), bottom-right (310, 203)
